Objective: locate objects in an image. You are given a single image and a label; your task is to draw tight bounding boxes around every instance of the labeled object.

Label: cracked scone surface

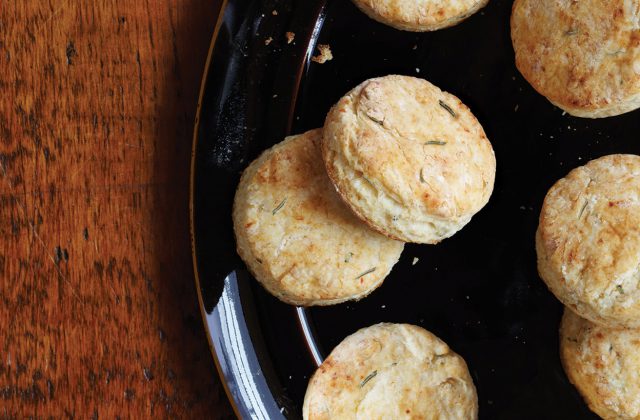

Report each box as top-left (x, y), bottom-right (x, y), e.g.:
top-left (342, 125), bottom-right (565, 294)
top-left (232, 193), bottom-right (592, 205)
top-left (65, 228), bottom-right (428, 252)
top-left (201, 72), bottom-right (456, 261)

top-left (560, 309), bottom-right (640, 419)
top-left (303, 323), bottom-right (478, 420)
top-left (352, 0), bottom-right (488, 31)
top-left (322, 75), bottom-right (495, 244)
top-left (537, 154), bottom-right (640, 328)
top-left (512, 0), bottom-right (640, 118)
top-left (232, 129), bottom-right (404, 307)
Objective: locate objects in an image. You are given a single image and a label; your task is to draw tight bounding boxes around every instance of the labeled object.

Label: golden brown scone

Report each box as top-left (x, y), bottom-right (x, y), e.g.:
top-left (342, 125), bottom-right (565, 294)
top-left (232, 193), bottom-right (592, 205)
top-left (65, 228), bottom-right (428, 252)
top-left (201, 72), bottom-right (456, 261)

top-left (322, 75), bottom-right (496, 244)
top-left (537, 154), bottom-right (640, 328)
top-left (232, 129), bottom-right (404, 307)
top-left (303, 323), bottom-right (478, 420)
top-left (512, 0), bottom-right (640, 118)
top-left (352, 0), bottom-right (488, 32)
top-left (560, 309), bottom-right (640, 419)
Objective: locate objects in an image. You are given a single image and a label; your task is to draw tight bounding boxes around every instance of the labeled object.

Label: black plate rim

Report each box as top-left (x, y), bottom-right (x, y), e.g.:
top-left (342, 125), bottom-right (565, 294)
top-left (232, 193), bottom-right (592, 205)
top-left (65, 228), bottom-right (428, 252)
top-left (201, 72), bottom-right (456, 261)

top-left (189, 1), bottom-right (241, 417)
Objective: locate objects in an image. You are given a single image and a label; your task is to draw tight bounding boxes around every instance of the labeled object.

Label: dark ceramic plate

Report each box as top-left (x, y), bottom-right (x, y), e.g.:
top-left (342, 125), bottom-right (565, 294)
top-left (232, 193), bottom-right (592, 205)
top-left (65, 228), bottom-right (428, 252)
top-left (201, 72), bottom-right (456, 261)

top-left (191, 0), bottom-right (640, 418)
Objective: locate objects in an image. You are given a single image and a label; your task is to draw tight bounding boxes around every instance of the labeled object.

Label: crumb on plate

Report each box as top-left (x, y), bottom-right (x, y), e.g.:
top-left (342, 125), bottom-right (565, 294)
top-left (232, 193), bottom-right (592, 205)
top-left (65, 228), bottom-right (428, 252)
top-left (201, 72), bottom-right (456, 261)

top-left (286, 32), bottom-right (295, 44)
top-left (311, 44), bottom-right (333, 64)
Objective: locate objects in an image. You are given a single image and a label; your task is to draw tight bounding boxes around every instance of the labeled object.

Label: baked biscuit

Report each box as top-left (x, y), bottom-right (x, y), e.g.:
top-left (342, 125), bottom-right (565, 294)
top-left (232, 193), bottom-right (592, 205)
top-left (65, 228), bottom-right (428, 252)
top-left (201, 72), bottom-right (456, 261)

top-left (352, 0), bottom-right (489, 32)
top-left (560, 309), bottom-right (640, 419)
top-left (303, 323), bottom-right (478, 420)
top-left (537, 154), bottom-right (640, 328)
top-left (512, 0), bottom-right (640, 118)
top-left (322, 75), bottom-right (496, 244)
top-left (232, 129), bottom-right (404, 306)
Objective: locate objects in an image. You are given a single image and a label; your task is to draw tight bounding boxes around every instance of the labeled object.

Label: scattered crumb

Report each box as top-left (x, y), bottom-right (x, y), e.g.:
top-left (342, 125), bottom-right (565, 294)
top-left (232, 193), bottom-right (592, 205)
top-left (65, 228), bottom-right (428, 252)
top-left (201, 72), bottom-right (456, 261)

top-left (311, 44), bottom-right (333, 64)
top-left (272, 94), bottom-right (278, 98)
top-left (562, 111), bottom-right (567, 116)
top-left (415, 68), bottom-right (420, 73)
top-left (465, 295), bottom-right (470, 300)
top-left (514, 104), bottom-right (519, 112)
top-left (264, 37), bottom-right (273, 46)
top-left (519, 205), bottom-right (526, 210)
top-left (381, 305), bottom-right (386, 309)
top-left (272, 9), bottom-right (278, 15)
top-left (412, 44), bottom-right (418, 50)
top-left (285, 31), bottom-right (295, 44)
top-left (412, 257), bottom-right (419, 265)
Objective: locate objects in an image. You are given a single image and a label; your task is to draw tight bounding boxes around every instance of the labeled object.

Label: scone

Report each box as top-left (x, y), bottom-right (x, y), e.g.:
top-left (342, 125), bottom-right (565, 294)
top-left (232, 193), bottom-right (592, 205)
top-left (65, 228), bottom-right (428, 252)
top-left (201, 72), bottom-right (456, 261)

top-left (560, 309), bottom-right (640, 419)
top-left (232, 129), bottom-right (404, 307)
top-left (512, 0), bottom-right (640, 118)
top-left (537, 154), bottom-right (640, 328)
top-left (352, 0), bottom-right (488, 32)
top-left (322, 75), bottom-right (496, 244)
top-left (303, 323), bottom-right (478, 420)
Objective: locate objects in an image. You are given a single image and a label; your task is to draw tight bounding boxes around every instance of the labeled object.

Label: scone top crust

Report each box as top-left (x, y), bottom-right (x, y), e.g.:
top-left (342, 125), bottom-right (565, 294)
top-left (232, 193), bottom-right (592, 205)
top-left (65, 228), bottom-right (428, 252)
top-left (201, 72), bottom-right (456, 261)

top-left (232, 129), bottom-right (404, 307)
top-left (512, 0), bottom-right (640, 118)
top-left (322, 75), bottom-right (496, 244)
top-left (352, 0), bottom-right (489, 32)
top-left (537, 154), bottom-right (640, 328)
top-left (302, 323), bottom-right (478, 420)
top-left (560, 309), bottom-right (640, 419)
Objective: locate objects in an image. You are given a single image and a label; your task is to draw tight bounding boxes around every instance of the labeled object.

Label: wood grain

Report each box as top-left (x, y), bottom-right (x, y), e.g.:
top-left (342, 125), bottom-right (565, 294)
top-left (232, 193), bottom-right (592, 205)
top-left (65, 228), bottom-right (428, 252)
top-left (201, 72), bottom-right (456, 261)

top-left (0, 1), bottom-right (233, 418)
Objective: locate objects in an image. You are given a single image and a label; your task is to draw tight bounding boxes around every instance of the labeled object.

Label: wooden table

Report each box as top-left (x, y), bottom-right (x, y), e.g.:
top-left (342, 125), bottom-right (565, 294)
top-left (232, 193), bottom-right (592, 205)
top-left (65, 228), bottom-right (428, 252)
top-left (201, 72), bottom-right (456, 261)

top-left (0, 1), bottom-right (233, 418)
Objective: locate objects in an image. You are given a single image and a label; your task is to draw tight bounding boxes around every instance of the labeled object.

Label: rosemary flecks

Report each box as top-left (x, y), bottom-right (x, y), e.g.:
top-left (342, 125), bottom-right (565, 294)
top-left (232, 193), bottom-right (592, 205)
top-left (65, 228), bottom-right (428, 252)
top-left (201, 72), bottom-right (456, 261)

top-left (419, 168), bottom-right (427, 183)
top-left (424, 140), bottom-right (447, 146)
top-left (367, 114), bottom-right (384, 126)
top-left (438, 100), bottom-right (457, 118)
top-left (360, 370), bottom-right (377, 388)
top-left (578, 200), bottom-right (588, 219)
top-left (617, 285), bottom-right (625, 294)
top-left (355, 267), bottom-right (377, 280)
top-left (272, 198), bottom-right (287, 215)
top-left (564, 29), bottom-right (578, 36)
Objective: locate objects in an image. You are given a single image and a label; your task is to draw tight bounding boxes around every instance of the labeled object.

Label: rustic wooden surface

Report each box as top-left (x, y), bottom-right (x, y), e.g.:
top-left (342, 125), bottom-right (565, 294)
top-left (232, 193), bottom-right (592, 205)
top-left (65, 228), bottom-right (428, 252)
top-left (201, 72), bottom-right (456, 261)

top-left (0, 1), bottom-right (234, 418)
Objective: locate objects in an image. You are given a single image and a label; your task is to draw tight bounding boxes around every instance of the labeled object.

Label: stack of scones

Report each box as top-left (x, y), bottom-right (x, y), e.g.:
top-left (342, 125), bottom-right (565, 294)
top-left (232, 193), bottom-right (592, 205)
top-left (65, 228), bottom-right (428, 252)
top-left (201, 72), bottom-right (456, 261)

top-left (233, 74), bottom-right (496, 419)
